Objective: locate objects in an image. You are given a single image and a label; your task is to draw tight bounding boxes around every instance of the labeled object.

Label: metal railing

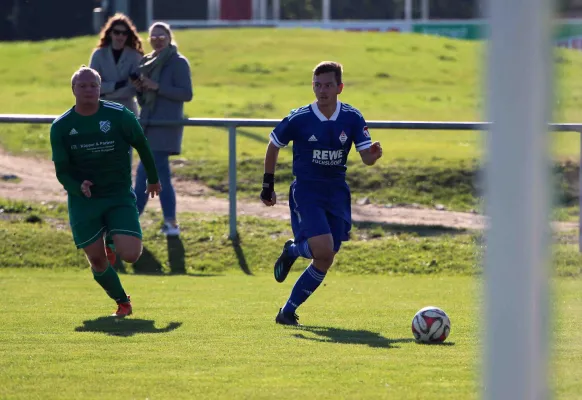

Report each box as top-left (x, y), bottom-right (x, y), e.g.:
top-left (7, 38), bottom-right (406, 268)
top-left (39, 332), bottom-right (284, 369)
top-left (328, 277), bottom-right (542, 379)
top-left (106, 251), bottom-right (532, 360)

top-left (1, 114), bottom-right (581, 249)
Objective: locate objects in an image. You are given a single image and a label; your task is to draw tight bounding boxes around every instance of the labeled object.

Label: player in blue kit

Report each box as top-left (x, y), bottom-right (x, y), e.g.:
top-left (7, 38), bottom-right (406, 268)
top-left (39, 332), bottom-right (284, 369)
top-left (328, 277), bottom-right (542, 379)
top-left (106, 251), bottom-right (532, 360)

top-left (261, 61), bottom-right (383, 326)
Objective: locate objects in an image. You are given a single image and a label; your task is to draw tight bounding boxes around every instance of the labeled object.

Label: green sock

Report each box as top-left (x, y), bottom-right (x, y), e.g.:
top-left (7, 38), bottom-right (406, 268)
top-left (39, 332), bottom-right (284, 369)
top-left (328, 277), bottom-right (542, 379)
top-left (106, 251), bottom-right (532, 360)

top-left (93, 264), bottom-right (128, 303)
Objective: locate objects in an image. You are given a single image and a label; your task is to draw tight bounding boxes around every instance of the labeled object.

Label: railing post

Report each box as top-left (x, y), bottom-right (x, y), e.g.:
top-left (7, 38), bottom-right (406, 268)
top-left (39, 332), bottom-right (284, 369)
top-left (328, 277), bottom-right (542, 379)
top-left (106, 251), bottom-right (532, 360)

top-left (322, 0), bottom-right (331, 23)
top-left (228, 125), bottom-right (238, 241)
top-left (146, 0), bottom-right (154, 28)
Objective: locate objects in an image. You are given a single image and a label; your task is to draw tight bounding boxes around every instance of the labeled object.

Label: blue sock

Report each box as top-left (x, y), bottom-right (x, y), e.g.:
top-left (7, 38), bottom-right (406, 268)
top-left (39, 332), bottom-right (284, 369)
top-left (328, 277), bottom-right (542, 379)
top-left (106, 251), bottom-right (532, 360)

top-left (287, 240), bottom-right (312, 259)
top-left (282, 264), bottom-right (326, 314)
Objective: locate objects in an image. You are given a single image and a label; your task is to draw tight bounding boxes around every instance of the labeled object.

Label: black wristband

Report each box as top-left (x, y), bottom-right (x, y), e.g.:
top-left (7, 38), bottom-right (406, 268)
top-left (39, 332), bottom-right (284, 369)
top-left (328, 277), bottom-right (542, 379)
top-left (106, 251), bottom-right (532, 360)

top-left (263, 173), bottom-right (274, 185)
top-left (261, 173), bottom-right (275, 201)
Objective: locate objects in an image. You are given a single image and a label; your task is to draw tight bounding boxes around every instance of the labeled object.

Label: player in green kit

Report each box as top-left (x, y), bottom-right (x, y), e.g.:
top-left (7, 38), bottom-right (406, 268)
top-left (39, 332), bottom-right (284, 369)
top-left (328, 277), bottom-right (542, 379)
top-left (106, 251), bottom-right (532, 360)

top-left (50, 66), bottom-right (161, 317)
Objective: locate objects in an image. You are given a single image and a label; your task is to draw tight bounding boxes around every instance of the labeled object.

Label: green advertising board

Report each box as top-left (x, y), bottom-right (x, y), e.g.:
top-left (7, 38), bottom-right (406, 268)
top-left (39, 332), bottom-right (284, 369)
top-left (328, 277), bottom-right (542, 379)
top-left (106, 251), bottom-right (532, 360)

top-left (412, 22), bottom-right (486, 40)
top-left (555, 22), bottom-right (582, 49)
top-left (412, 20), bottom-right (582, 50)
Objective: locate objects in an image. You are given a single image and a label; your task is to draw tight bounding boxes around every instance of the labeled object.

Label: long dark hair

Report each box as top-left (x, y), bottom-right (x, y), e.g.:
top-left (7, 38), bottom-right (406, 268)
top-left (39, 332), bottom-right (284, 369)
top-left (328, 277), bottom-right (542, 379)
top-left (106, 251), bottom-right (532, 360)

top-left (96, 13), bottom-right (144, 55)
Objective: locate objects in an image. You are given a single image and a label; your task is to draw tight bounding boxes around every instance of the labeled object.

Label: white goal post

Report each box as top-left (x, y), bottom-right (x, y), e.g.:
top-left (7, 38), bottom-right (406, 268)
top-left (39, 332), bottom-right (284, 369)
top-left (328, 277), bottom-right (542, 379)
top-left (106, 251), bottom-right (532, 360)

top-left (485, 0), bottom-right (553, 397)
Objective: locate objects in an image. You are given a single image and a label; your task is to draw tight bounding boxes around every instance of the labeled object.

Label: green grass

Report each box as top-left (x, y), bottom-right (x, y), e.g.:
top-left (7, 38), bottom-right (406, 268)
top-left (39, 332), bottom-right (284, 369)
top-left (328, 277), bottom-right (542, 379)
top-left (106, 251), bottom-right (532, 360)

top-left (1, 197), bottom-right (582, 277)
top-left (0, 270), bottom-right (478, 400)
top-left (1, 195), bottom-right (581, 398)
top-left (0, 269), bottom-right (581, 399)
top-left (1, 29), bottom-right (582, 211)
top-left (1, 197), bottom-right (476, 275)
top-left (2, 30), bottom-right (581, 397)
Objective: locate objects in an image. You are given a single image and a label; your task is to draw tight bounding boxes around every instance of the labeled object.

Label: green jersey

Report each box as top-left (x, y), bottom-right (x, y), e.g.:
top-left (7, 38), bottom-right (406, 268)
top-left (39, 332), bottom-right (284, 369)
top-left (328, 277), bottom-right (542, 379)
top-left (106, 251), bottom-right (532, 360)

top-left (50, 100), bottom-right (158, 198)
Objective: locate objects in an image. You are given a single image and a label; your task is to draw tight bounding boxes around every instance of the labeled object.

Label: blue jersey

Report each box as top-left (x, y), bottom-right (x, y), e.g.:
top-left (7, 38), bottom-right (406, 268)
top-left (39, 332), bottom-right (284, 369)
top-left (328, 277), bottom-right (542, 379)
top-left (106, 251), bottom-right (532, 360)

top-left (269, 101), bottom-right (372, 182)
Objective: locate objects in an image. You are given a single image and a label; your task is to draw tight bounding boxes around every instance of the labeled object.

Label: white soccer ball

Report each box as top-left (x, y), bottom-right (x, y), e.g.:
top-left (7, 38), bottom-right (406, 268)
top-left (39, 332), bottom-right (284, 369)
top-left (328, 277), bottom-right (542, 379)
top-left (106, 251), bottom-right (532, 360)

top-left (411, 306), bottom-right (451, 344)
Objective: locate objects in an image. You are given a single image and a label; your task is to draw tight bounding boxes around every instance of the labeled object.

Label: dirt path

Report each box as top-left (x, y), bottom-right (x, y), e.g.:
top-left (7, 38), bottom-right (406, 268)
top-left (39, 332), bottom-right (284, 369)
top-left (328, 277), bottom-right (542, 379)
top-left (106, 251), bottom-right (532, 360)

top-left (0, 151), bottom-right (578, 232)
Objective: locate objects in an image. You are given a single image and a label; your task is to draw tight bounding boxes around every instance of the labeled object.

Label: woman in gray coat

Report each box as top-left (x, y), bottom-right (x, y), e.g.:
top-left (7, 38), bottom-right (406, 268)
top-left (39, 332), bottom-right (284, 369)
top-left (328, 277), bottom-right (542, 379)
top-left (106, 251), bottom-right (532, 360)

top-left (89, 13), bottom-right (144, 115)
top-left (132, 22), bottom-right (193, 236)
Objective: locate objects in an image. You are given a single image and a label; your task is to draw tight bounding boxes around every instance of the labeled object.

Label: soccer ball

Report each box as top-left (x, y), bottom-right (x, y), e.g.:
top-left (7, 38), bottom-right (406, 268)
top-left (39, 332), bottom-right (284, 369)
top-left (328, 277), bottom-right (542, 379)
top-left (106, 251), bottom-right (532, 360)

top-left (411, 306), bottom-right (451, 344)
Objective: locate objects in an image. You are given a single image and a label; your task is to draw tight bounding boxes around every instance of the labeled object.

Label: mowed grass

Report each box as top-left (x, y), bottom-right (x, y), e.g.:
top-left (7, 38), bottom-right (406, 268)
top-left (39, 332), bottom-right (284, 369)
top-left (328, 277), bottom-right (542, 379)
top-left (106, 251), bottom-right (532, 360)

top-left (1, 199), bottom-right (581, 398)
top-left (0, 270), bottom-right (581, 399)
top-left (1, 197), bottom-right (582, 277)
top-left (2, 200), bottom-right (478, 275)
top-left (0, 269), bottom-right (477, 400)
top-left (1, 30), bottom-right (581, 398)
top-left (1, 29), bottom-right (582, 212)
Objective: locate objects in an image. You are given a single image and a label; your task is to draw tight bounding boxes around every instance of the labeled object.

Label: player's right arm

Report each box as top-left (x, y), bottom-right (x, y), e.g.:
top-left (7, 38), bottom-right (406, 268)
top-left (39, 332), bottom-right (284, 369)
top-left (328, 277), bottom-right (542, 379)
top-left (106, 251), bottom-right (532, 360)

top-left (261, 114), bottom-right (294, 206)
top-left (261, 142), bottom-right (280, 206)
top-left (50, 123), bottom-right (83, 197)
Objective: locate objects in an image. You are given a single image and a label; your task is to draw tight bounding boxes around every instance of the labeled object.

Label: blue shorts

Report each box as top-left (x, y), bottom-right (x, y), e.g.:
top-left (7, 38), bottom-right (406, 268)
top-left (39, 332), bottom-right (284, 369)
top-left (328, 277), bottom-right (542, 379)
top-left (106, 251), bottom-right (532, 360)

top-left (288, 180), bottom-right (351, 252)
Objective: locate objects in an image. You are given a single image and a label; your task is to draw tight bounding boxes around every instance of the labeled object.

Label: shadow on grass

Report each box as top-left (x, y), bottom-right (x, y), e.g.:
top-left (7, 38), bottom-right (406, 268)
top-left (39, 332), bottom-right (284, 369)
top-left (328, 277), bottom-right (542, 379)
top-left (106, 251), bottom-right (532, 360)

top-left (353, 220), bottom-right (468, 237)
top-left (117, 231), bottom-right (254, 277)
top-left (232, 234), bottom-right (253, 276)
top-left (131, 245), bottom-right (164, 275)
top-left (75, 317), bottom-right (182, 337)
top-left (167, 235), bottom-right (186, 274)
top-left (291, 325), bottom-right (416, 349)
top-left (129, 241), bottom-right (222, 276)
top-left (415, 340), bottom-right (456, 346)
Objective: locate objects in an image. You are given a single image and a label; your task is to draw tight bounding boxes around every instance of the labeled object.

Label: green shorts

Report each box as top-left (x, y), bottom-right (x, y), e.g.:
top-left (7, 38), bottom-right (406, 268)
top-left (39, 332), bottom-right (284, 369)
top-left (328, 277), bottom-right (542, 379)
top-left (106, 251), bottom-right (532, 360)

top-left (68, 194), bottom-right (142, 249)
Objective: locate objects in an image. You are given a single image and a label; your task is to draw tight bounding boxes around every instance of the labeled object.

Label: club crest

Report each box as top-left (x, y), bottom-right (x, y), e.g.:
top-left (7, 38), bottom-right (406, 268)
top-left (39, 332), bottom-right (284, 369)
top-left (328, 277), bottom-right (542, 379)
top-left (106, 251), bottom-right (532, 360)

top-left (363, 126), bottom-right (370, 138)
top-left (99, 120), bottom-right (111, 133)
top-left (339, 131), bottom-right (348, 145)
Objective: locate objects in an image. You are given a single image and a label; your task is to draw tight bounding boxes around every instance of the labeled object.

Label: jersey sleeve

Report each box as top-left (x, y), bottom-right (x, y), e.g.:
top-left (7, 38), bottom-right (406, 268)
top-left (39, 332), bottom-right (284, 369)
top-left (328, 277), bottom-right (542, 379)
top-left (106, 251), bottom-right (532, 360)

top-left (121, 108), bottom-right (159, 184)
top-left (269, 115), bottom-right (295, 148)
top-left (120, 108), bottom-right (145, 144)
top-left (50, 122), bottom-right (82, 196)
top-left (50, 123), bottom-right (69, 164)
top-left (353, 113), bottom-right (373, 152)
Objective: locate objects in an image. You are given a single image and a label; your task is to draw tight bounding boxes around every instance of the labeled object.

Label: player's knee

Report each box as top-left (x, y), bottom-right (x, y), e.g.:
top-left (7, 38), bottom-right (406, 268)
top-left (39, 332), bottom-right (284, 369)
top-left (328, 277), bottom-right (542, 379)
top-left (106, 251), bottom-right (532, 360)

top-left (312, 245), bottom-right (335, 264)
top-left (87, 253), bottom-right (108, 271)
top-left (118, 247), bottom-right (142, 263)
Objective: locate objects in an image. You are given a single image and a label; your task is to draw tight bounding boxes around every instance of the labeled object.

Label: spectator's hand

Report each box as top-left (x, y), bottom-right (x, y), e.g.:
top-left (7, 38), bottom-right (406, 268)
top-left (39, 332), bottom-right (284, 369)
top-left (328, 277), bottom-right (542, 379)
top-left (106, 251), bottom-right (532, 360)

top-left (146, 182), bottom-right (162, 198)
top-left (141, 76), bottom-right (159, 91)
top-left (130, 78), bottom-right (143, 91)
top-left (114, 80), bottom-right (128, 90)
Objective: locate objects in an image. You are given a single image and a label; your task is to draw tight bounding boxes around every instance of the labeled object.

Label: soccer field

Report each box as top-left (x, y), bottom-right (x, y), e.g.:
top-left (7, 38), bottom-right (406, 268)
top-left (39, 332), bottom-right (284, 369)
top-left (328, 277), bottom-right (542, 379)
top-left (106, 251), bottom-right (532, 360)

top-left (1, 27), bottom-right (582, 398)
top-left (0, 268), bottom-right (581, 399)
top-left (0, 201), bottom-right (581, 398)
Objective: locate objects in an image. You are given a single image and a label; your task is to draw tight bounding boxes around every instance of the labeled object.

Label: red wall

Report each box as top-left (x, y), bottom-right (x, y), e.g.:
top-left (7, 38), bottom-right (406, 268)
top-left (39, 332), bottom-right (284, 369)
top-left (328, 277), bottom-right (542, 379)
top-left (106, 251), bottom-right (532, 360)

top-left (220, 0), bottom-right (252, 20)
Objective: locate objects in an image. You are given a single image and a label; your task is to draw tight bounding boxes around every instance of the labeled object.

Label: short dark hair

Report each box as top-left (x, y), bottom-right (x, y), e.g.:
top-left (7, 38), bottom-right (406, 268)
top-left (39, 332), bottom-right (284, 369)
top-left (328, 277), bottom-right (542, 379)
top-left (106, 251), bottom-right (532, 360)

top-left (313, 61), bottom-right (343, 85)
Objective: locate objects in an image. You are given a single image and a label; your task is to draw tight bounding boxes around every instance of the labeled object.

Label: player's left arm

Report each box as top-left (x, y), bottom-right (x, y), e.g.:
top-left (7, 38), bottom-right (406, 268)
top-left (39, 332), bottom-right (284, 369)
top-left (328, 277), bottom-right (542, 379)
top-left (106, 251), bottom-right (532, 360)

top-left (354, 115), bottom-right (382, 166)
top-left (359, 142), bottom-right (382, 166)
top-left (121, 109), bottom-right (161, 197)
